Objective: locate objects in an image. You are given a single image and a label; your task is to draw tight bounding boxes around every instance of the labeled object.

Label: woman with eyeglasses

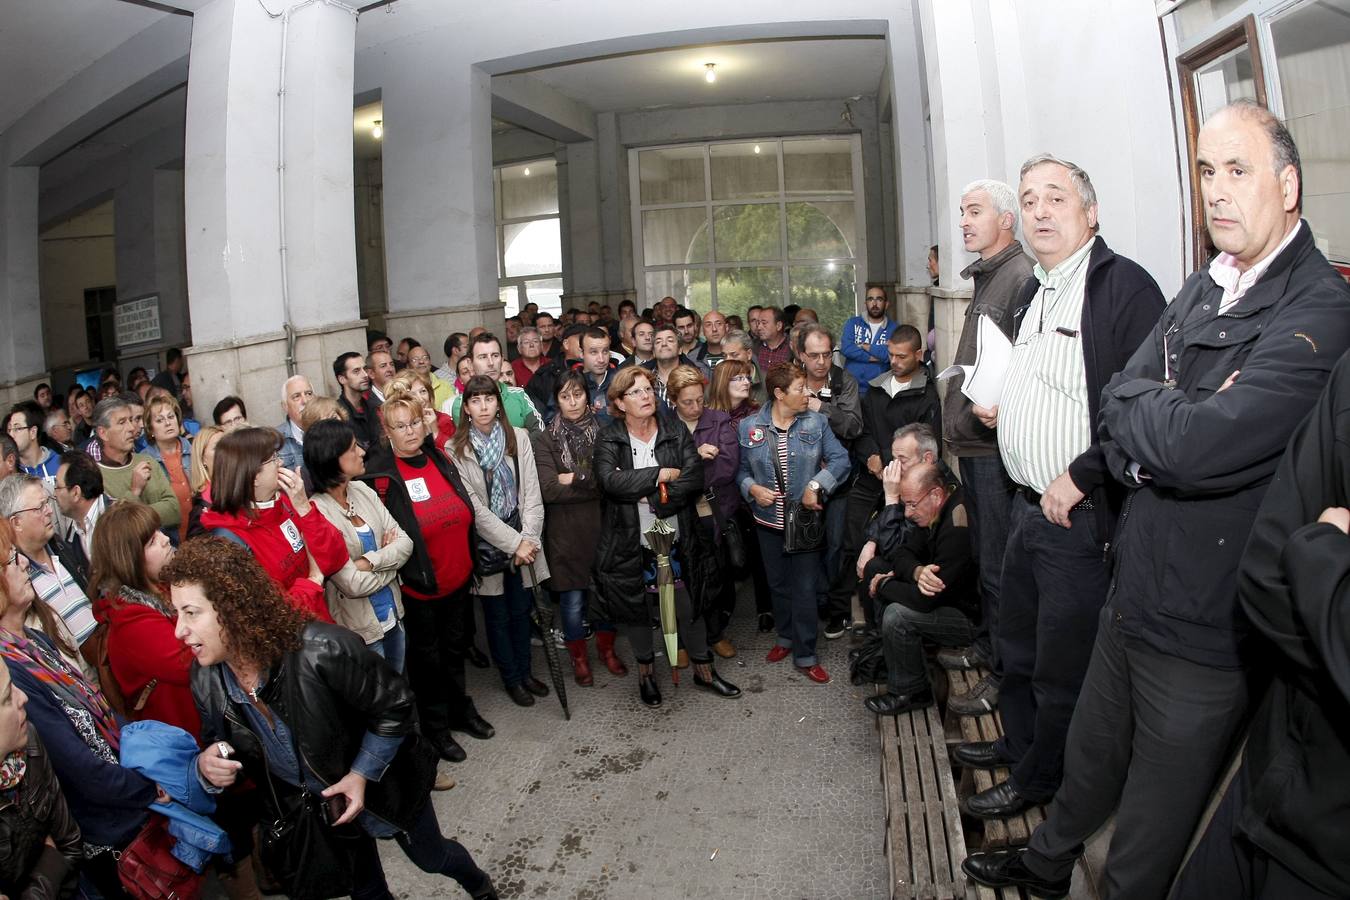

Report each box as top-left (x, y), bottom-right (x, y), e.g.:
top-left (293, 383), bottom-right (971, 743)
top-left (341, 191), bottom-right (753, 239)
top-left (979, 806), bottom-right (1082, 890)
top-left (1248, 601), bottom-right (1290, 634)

top-left (669, 364), bottom-right (742, 659)
top-left (0, 516), bottom-right (157, 899)
top-left (707, 359), bottom-right (776, 632)
top-left (737, 362), bottom-right (851, 685)
top-left (593, 366), bottom-right (740, 707)
top-left (386, 369), bottom-right (454, 455)
top-left (363, 396), bottom-right (491, 765)
top-left (305, 419), bottom-right (413, 671)
top-left (143, 394), bottom-right (192, 545)
top-left (198, 427), bottom-right (348, 622)
top-left (450, 376), bottom-right (550, 708)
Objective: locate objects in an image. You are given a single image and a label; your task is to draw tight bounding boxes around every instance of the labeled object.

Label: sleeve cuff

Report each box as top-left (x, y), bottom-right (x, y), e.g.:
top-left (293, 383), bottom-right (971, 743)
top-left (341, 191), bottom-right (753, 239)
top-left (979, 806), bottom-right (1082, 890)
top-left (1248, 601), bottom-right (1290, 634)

top-left (351, 732), bottom-right (404, 782)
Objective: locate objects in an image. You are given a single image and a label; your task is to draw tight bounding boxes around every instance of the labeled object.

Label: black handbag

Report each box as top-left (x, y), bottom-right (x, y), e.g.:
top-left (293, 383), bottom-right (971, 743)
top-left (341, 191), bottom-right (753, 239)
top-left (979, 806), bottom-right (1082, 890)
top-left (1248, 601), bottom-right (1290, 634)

top-left (474, 455), bottom-right (522, 575)
top-left (257, 734), bottom-right (361, 900)
top-left (706, 490), bottom-right (747, 570)
top-left (773, 452), bottom-right (826, 554)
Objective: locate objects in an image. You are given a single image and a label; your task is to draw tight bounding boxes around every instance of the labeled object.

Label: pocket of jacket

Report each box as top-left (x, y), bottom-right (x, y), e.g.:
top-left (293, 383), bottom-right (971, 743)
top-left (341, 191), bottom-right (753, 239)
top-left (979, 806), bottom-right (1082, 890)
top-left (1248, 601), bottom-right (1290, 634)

top-left (1156, 502), bottom-right (1252, 632)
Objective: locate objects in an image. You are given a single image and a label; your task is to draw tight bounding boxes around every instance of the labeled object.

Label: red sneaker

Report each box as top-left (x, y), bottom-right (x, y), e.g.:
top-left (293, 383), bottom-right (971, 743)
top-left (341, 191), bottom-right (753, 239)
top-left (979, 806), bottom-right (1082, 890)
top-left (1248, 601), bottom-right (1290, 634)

top-left (797, 664), bottom-right (831, 684)
top-left (765, 645), bottom-right (792, 663)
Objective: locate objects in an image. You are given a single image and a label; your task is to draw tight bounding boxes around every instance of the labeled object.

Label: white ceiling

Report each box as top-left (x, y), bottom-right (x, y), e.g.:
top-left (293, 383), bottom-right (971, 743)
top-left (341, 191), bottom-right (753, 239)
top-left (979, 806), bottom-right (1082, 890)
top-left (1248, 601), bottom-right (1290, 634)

top-left (0, 0), bottom-right (173, 137)
top-left (521, 38), bottom-right (888, 113)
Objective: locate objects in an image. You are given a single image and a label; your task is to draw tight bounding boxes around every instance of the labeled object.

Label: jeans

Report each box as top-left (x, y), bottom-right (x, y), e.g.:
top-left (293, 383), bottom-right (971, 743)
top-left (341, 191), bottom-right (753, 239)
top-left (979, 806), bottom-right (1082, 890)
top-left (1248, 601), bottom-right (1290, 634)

top-left (369, 621), bottom-right (407, 674)
top-left (623, 584), bottom-right (709, 664)
top-left (880, 602), bottom-right (975, 695)
top-left (479, 570), bottom-right (534, 689)
top-left (401, 587), bottom-right (477, 735)
top-left (756, 527), bottom-right (822, 667)
top-left (1024, 605), bottom-right (1249, 899)
top-left (557, 589), bottom-right (614, 642)
top-left (994, 494), bottom-right (1110, 800)
top-left (958, 453), bottom-right (1015, 672)
top-left (350, 800), bottom-right (490, 899)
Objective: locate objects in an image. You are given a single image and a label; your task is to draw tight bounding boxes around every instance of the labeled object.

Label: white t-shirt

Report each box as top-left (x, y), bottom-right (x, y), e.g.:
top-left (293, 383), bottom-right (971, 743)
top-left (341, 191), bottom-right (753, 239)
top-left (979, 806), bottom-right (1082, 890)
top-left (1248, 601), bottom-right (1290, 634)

top-left (631, 432), bottom-right (678, 548)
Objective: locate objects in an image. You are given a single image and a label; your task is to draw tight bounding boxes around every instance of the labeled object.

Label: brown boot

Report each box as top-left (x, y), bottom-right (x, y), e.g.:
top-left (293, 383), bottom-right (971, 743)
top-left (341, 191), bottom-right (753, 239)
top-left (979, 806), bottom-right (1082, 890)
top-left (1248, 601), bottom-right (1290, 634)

top-left (596, 630), bottom-right (628, 676)
top-left (566, 639), bottom-right (593, 686)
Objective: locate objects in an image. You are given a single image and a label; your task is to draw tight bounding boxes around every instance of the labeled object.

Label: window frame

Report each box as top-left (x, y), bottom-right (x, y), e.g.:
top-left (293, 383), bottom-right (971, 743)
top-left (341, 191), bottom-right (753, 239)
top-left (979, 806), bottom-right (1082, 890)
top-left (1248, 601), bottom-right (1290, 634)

top-left (494, 157), bottom-right (564, 316)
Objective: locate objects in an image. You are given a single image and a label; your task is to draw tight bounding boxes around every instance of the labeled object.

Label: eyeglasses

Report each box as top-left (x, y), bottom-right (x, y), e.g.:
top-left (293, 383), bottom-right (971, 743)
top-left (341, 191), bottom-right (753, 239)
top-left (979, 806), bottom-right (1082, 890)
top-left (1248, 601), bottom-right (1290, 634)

top-left (6, 424), bottom-right (33, 434)
top-left (802, 351), bottom-right (832, 362)
top-left (902, 488), bottom-right (938, 511)
top-left (730, 375), bottom-right (752, 384)
top-left (8, 497), bottom-right (53, 518)
top-left (151, 415), bottom-right (178, 427)
top-left (262, 453), bottom-right (282, 467)
top-left (388, 420), bottom-right (424, 433)
top-left (623, 387), bottom-right (655, 399)
top-left (6, 548), bottom-right (18, 567)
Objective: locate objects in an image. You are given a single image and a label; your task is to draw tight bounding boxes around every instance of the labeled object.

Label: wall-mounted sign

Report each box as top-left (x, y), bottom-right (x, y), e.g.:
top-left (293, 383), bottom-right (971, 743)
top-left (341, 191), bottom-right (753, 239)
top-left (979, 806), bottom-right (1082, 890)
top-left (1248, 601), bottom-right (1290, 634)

top-left (115, 294), bottom-right (162, 348)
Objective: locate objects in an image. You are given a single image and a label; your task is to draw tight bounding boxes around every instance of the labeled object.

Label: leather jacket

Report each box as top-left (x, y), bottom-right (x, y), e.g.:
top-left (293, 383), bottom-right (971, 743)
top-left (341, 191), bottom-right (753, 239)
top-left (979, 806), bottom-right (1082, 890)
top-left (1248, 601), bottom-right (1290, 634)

top-left (193, 622), bottom-right (436, 832)
top-left (0, 732), bottom-right (81, 899)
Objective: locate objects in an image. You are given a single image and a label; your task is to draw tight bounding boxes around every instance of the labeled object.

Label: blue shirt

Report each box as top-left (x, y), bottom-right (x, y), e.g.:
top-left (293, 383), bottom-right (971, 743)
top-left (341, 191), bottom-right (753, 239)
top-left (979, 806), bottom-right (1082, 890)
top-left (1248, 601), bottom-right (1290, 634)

top-left (355, 526), bottom-right (397, 628)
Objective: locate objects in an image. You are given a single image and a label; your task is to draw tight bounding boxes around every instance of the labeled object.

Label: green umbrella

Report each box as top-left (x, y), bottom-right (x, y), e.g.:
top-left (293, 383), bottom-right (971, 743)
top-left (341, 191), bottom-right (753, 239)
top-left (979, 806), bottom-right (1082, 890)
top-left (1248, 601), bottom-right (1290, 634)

top-left (643, 505), bottom-right (680, 684)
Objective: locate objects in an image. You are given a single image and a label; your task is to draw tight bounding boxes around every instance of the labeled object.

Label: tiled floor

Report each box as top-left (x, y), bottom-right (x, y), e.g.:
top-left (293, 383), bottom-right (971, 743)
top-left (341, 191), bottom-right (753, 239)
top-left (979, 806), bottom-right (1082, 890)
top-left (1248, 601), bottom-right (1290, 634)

top-left (377, 598), bottom-right (889, 899)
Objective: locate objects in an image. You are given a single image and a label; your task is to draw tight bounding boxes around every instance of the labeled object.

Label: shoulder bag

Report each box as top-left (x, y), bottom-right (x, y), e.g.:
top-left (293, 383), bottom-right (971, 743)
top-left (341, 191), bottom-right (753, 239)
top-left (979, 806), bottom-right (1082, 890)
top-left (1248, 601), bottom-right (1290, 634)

top-left (772, 441), bottom-right (825, 554)
top-left (475, 455), bottom-right (522, 575)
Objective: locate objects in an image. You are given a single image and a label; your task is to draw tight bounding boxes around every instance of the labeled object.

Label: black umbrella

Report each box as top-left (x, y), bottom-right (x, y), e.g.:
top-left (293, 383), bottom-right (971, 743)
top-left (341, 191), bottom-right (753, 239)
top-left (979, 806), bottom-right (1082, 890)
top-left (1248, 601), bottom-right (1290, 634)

top-left (526, 562), bottom-right (570, 720)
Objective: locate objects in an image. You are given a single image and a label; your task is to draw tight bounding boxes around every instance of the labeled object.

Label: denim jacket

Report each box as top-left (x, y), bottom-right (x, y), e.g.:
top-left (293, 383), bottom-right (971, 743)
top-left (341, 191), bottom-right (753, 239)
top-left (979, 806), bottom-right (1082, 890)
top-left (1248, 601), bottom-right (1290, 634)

top-left (736, 405), bottom-right (850, 528)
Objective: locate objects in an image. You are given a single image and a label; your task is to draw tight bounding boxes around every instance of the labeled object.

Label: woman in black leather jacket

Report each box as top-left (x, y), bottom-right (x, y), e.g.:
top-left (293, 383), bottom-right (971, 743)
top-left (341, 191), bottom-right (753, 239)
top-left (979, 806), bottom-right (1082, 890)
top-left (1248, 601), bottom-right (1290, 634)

top-left (164, 537), bottom-right (497, 900)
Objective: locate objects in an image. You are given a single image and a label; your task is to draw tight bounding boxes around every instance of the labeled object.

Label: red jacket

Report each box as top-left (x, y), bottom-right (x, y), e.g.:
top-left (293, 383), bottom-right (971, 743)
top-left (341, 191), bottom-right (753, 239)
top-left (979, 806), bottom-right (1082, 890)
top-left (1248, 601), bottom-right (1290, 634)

top-left (512, 355), bottom-right (550, 387)
top-left (94, 593), bottom-right (201, 739)
top-left (200, 494), bottom-right (347, 622)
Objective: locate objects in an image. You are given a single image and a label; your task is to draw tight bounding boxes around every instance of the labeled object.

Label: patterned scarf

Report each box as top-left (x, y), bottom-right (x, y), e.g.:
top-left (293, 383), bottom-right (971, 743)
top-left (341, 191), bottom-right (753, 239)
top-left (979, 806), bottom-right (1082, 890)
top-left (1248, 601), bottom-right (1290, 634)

top-left (0, 750), bottom-right (25, 792)
top-left (549, 408), bottom-right (599, 476)
top-left (0, 629), bottom-right (120, 754)
top-left (470, 421), bottom-right (518, 520)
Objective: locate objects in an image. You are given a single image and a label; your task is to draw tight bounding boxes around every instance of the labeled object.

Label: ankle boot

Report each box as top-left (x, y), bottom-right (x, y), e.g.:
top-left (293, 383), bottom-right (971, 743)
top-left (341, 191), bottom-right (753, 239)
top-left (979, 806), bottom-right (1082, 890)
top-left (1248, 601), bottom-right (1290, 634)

top-left (596, 630), bottom-right (628, 676)
top-left (565, 639), bottom-right (593, 686)
top-left (637, 663), bottom-right (662, 707)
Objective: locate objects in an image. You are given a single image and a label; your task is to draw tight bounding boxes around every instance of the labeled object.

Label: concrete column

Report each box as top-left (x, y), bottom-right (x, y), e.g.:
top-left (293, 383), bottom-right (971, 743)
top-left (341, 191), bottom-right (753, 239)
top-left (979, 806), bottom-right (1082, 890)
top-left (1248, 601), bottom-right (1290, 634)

top-left (0, 160), bottom-right (45, 403)
top-left (595, 112), bottom-right (634, 301)
top-left (183, 0), bottom-right (365, 419)
top-left (380, 59), bottom-right (502, 347)
top-left (153, 169), bottom-right (190, 349)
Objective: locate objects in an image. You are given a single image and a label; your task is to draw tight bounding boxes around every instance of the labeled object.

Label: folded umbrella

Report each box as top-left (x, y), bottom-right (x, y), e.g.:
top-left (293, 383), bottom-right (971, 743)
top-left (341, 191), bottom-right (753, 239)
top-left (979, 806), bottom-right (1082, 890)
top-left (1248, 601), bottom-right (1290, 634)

top-left (643, 512), bottom-right (680, 685)
top-left (525, 561), bottom-right (570, 720)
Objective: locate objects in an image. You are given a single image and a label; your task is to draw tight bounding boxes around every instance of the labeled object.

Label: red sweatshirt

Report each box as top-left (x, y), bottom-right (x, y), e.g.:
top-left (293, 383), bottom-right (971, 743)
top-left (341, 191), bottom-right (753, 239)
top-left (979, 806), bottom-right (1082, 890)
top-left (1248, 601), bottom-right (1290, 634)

top-left (200, 494), bottom-right (348, 622)
top-left (94, 595), bottom-right (201, 738)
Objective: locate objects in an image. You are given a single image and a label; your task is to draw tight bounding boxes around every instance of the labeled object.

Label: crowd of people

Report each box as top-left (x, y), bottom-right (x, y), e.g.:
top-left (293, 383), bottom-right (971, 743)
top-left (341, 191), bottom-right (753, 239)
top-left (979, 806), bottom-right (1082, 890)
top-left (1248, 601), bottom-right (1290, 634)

top-left (0, 98), bottom-right (1346, 900)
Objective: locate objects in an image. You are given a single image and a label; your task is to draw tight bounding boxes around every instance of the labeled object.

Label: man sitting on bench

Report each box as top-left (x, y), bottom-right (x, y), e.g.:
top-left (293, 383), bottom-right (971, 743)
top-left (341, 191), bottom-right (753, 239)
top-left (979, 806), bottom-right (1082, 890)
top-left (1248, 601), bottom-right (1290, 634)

top-left (863, 463), bottom-right (979, 717)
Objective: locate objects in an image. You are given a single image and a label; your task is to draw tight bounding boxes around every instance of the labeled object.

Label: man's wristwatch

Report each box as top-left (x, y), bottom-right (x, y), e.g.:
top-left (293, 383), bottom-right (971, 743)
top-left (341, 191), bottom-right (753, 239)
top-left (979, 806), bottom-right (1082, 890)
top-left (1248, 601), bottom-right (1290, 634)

top-left (807, 480), bottom-right (821, 494)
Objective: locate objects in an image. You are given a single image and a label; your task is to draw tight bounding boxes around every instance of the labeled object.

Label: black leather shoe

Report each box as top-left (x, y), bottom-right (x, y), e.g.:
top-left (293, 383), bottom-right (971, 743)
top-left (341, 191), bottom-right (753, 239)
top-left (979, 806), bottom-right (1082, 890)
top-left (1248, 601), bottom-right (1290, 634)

top-left (693, 669), bottom-right (741, 698)
top-left (961, 848), bottom-right (1070, 899)
top-left (454, 713), bottom-right (495, 741)
top-left (431, 732), bottom-right (466, 763)
top-left (951, 740), bottom-right (1017, 770)
top-left (465, 646), bottom-right (490, 669)
top-left (864, 687), bottom-right (935, 717)
top-left (523, 676), bottom-right (550, 697)
top-left (757, 612), bottom-right (774, 633)
top-left (639, 675), bottom-right (662, 707)
top-left (961, 780), bottom-right (1040, 819)
top-left (506, 684), bottom-right (535, 707)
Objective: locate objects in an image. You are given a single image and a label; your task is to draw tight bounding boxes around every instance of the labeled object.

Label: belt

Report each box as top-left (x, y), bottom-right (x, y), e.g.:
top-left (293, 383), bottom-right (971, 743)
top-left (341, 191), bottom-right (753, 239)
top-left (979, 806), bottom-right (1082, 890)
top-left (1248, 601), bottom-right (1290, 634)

top-left (1015, 484), bottom-right (1094, 511)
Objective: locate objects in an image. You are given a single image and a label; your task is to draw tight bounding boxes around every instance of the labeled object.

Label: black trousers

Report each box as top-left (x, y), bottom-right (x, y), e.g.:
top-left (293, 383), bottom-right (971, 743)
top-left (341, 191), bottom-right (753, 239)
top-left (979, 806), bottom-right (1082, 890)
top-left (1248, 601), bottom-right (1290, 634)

top-left (401, 586), bottom-right (478, 735)
top-left (1023, 605), bottom-right (1250, 899)
top-left (994, 494), bottom-right (1109, 800)
top-left (734, 506), bottom-right (773, 615)
top-left (959, 453), bottom-right (1015, 672)
top-left (351, 801), bottom-right (490, 899)
top-left (826, 472), bottom-right (882, 618)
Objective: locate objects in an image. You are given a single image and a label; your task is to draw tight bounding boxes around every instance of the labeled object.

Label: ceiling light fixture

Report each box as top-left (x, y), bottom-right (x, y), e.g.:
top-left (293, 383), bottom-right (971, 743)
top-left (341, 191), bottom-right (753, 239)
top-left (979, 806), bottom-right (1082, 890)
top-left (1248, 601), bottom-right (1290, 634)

top-left (704, 63), bottom-right (717, 84)
top-left (371, 119), bottom-right (383, 140)
top-left (523, 167), bottom-right (531, 176)
top-left (753, 144), bottom-right (761, 154)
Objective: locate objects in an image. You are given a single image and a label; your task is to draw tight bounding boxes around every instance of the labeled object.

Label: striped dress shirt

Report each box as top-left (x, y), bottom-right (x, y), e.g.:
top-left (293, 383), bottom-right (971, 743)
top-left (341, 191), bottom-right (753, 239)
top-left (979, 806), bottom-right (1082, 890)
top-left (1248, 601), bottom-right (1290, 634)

top-left (998, 239), bottom-right (1095, 494)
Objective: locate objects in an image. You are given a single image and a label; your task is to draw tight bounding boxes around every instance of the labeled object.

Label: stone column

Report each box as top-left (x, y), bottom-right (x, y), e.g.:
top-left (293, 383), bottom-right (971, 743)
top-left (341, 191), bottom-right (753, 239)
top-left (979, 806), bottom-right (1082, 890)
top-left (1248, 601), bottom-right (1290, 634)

top-left (0, 158), bottom-right (45, 404)
top-left (183, 0), bottom-right (365, 420)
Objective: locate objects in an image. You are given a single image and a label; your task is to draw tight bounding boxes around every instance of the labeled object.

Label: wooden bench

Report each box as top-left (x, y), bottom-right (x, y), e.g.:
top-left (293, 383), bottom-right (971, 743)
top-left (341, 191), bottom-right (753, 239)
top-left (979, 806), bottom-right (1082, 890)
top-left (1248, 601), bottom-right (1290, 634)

top-left (875, 685), bottom-right (971, 899)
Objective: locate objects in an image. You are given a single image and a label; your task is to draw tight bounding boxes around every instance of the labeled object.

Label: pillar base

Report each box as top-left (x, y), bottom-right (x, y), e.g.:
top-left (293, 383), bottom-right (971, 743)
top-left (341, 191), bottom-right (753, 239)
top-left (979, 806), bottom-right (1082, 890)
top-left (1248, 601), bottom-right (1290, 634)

top-left (381, 302), bottom-right (505, 351)
top-left (185, 320), bottom-right (367, 428)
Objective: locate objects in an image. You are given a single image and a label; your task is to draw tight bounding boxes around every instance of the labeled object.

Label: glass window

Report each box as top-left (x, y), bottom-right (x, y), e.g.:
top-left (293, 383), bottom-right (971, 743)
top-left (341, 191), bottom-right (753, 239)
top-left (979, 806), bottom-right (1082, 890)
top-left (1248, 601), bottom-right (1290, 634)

top-left (1272, 0), bottom-right (1350, 263)
top-left (1193, 44), bottom-right (1258, 119)
top-left (495, 158), bottom-right (564, 315)
top-left (1172, 0), bottom-right (1248, 44)
top-left (633, 136), bottom-right (865, 326)
top-left (499, 160), bottom-right (559, 219)
top-left (503, 219), bottom-right (562, 278)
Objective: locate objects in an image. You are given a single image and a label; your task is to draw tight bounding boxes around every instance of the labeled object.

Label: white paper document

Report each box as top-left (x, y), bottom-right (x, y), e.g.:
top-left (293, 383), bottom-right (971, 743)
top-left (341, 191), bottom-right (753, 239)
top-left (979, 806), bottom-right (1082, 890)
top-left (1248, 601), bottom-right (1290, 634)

top-left (936, 315), bottom-right (1013, 409)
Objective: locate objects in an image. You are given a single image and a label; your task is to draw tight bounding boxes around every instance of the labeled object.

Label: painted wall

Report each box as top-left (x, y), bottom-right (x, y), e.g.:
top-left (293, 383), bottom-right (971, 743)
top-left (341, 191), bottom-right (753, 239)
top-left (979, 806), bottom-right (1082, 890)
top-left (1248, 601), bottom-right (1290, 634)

top-left (39, 201), bottom-right (116, 370)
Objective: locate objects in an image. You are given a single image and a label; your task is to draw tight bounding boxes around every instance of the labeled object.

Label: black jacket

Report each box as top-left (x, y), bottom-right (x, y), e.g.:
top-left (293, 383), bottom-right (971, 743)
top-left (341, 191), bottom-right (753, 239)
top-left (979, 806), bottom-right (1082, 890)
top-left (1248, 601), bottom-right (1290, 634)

top-left (1101, 222), bottom-right (1350, 669)
top-left (873, 485), bottom-right (978, 619)
top-left (854, 368), bottom-right (941, 476)
top-left (193, 622), bottom-right (437, 833)
top-left (359, 439), bottom-right (479, 597)
top-left (591, 418), bottom-right (714, 625)
top-left (337, 392), bottom-right (383, 450)
top-left (1011, 235), bottom-right (1165, 545)
top-left (1234, 350), bottom-right (1350, 894)
top-left (0, 732), bottom-right (81, 900)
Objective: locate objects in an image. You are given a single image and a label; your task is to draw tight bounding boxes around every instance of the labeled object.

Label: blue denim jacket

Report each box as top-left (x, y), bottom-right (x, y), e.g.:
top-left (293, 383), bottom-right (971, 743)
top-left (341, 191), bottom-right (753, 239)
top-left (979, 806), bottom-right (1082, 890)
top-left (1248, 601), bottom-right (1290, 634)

top-left (736, 405), bottom-right (850, 528)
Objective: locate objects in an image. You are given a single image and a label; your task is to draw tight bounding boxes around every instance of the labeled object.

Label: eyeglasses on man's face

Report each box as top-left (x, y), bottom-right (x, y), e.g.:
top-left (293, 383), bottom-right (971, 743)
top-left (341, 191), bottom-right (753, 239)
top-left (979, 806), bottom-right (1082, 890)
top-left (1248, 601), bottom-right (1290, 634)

top-left (8, 497), bottom-right (54, 518)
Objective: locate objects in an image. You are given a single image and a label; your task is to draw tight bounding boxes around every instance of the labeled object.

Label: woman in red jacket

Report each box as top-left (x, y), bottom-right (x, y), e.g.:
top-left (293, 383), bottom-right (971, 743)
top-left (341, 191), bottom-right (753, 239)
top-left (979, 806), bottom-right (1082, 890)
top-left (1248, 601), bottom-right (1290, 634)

top-left (88, 502), bottom-right (200, 735)
top-left (198, 427), bottom-right (347, 620)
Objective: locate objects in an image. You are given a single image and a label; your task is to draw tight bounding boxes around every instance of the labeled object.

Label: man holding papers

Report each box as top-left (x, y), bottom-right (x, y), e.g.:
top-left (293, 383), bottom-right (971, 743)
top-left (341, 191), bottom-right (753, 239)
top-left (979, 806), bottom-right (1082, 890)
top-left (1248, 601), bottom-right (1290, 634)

top-left (949, 155), bottom-right (1163, 821)
top-left (938, 179), bottom-right (1034, 717)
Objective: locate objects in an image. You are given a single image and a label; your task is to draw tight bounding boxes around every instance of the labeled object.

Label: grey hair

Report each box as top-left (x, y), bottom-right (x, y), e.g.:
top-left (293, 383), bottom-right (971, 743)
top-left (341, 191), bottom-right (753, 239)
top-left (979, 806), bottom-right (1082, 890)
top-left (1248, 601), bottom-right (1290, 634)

top-left (892, 422), bottom-right (939, 460)
top-left (92, 397), bottom-right (132, 430)
top-left (722, 329), bottom-right (755, 353)
top-left (1020, 153), bottom-right (1098, 214)
top-left (1219, 99), bottom-right (1302, 211)
top-left (0, 435), bottom-right (15, 463)
top-left (0, 473), bottom-right (43, 518)
top-left (517, 327), bottom-right (540, 343)
top-left (961, 178), bottom-right (1019, 223)
top-left (794, 322), bottom-right (836, 355)
top-left (43, 409), bottom-right (67, 436)
top-left (281, 374), bottom-right (311, 402)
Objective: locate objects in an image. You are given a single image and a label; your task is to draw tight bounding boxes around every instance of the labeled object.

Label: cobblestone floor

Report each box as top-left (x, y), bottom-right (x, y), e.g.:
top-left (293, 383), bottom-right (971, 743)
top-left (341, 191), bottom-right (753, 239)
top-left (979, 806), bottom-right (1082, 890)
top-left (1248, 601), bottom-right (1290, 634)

top-left (378, 595), bottom-right (889, 899)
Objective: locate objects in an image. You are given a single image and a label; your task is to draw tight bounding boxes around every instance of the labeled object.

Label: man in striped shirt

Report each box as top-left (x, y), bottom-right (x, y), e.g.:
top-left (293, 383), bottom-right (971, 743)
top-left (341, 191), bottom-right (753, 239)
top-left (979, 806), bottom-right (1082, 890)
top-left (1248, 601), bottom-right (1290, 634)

top-left (948, 155), bottom-right (1164, 823)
